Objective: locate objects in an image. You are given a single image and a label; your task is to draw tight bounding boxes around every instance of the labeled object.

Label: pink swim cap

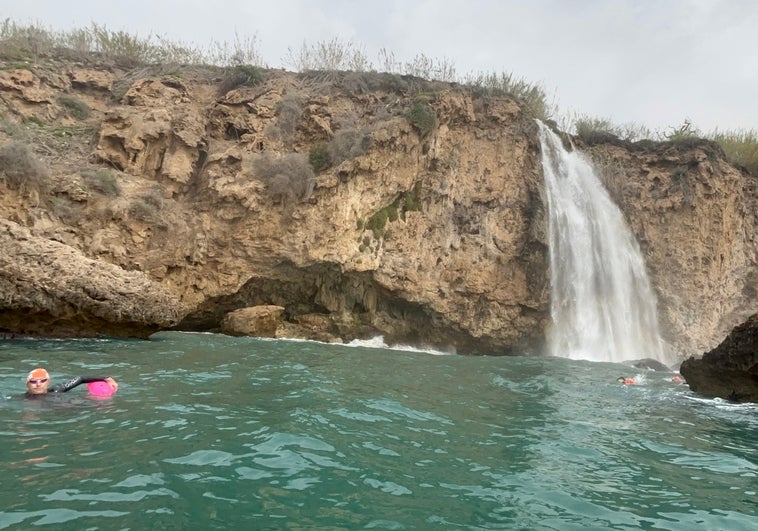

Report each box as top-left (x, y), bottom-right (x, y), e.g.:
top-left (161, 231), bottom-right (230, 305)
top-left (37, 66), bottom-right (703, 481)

top-left (87, 380), bottom-right (117, 397)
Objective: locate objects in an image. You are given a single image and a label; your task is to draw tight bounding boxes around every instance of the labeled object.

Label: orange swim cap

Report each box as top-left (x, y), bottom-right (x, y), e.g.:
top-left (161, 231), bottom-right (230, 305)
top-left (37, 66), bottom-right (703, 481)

top-left (26, 368), bottom-right (50, 382)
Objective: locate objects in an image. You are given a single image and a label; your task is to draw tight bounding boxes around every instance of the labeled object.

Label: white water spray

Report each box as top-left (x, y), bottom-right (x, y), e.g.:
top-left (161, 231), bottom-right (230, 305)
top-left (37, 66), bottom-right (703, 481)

top-left (537, 121), bottom-right (671, 365)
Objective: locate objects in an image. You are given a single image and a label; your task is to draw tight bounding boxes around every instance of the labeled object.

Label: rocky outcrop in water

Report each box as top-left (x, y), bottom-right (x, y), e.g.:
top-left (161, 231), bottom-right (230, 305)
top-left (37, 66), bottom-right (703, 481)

top-left (222, 305), bottom-right (285, 338)
top-left (0, 219), bottom-right (184, 337)
top-left (0, 55), bottom-right (755, 359)
top-left (680, 313), bottom-right (758, 402)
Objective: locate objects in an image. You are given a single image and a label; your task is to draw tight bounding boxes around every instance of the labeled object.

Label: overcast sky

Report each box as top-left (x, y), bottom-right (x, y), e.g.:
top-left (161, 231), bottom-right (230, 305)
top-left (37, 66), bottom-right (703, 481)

top-left (4, 0), bottom-right (757, 133)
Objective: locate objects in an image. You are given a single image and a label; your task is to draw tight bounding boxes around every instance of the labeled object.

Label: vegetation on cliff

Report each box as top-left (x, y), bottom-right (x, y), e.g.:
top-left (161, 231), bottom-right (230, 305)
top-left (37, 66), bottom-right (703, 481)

top-left (0, 19), bottom-right (553, 121)
top-left (2, 18), bottom-right (755, 176)
top-left (572, 115), bottom-right (758, 176)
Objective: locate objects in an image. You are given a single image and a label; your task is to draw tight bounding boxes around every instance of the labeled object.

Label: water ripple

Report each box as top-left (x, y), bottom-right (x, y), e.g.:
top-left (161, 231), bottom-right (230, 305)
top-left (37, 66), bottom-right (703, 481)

top-left (1, 333), bottom-right (756, 529)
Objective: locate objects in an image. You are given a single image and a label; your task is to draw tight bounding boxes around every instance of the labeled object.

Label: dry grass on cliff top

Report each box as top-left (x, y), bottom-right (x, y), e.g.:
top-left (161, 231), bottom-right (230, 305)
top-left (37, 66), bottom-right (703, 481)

top-left (2, 19), bottom-right (756, 175)
top-left (570, 115), bottom-right (758, 176)
top-left (0, 19), bottom-right (553, 122)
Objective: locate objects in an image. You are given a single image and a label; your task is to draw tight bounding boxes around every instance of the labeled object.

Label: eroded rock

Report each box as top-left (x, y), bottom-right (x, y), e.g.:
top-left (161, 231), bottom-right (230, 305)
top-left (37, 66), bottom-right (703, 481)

top-left (221, 305), bottom-right (285, 337)
top-left (0, 220), bottom-right (185, 338)
top-left (680, 313), bottom-right (758, 402)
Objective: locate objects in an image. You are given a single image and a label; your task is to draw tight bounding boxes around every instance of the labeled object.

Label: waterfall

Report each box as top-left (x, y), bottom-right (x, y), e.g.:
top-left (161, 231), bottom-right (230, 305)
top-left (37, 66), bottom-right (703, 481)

top-left (537, 121), bottom-right (671, 365)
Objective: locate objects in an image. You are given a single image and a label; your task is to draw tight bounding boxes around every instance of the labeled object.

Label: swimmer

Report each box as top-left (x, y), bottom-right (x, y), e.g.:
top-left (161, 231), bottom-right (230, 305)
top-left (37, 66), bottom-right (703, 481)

top-left (25, 368), bottom-right (118, 398)
top-left (616, 376), bottom-right (635, 385)
top-left (669, 375), bottom-right (684, 384)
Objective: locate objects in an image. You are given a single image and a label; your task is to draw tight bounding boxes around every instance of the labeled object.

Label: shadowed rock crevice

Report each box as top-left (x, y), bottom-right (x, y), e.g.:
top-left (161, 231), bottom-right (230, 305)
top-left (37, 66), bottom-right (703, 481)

top-left (173, 263), bottom-right (542, 353)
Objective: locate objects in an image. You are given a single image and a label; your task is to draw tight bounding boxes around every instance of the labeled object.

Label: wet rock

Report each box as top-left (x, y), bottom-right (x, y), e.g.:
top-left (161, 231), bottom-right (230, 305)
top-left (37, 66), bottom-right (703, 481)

top-left (624, 358), bottom-right (673, 372)
top-left (680, 313), bottom-right (758, 403)
top-left (221, 305), bottom-right (285, 338)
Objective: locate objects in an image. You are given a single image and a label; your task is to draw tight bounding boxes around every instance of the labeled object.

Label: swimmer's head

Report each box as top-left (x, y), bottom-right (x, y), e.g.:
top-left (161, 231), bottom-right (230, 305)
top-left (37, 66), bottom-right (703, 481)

top-left (26, 368), bottom-right (50, 394)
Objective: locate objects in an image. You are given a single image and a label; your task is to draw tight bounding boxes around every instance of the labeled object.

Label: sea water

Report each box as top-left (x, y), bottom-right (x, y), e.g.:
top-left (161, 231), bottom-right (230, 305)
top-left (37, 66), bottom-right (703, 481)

top-left (0, 332), bottom-right (755, 529)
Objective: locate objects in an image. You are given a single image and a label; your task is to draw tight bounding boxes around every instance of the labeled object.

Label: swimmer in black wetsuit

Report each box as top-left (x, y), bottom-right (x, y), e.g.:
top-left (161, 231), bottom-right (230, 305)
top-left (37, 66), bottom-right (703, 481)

top-left (25, 367), bottom-right (118, 398)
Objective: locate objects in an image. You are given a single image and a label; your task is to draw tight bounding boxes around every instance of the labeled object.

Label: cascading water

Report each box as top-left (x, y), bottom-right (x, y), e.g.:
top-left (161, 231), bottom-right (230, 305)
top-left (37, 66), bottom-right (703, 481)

top-left (537, 121), bottom-right (672, 365)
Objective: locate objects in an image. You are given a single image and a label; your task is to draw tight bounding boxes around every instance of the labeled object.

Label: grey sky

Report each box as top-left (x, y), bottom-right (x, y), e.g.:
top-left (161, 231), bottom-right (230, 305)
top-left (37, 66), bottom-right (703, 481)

top-left (4, 0), bottom-right (757, 133)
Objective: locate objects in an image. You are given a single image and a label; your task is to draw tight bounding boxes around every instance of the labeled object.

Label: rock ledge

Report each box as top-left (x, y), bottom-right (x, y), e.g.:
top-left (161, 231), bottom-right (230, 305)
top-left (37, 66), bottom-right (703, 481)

top-left (680, 313), bottom-right (758, 402)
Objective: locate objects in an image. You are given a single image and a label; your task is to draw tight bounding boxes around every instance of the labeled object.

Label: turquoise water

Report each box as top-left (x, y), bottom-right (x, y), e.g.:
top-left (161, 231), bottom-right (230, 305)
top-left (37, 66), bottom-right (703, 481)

top-left (1, 332), bottom-right (756, 530)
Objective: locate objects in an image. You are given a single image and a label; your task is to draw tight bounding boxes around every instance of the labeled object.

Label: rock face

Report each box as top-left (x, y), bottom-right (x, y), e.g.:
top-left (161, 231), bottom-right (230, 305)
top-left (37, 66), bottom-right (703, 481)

top-left (0, 220), bottom-right (184, 338)
top-left (0, 57), bottom-right (755, 359)
top-left (680, 314), bottom-right (758, 402)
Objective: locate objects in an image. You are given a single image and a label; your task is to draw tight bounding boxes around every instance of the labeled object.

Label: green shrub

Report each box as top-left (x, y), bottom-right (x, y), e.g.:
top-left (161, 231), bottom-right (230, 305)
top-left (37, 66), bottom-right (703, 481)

top-left (309, 142), bottom-right (331, 172)
top-left (252, 152), bottom-right (315, 203)
top-left (564, 114), bottom-right (669, 143)
top-left (402, 183), bottom-right (422, 212)
top-left (80, 168), bottom-right (121, 197)
top-left (365, 208), bottom-right (389, 238)
top-left (0, 141), bottom-right (49, 192)
top-left (308, 128), bottom-right (371, 172)
top-left (128, 198), bottom-right (157, 222)
top-left (128, 188), bottom-right (163, 222)
top-left (140, 187), bottom-right (164, 208)
top-left (575, 116), bottom-right (622, 145)
top-left (406, 99), bottom-right (437, 137)
top-left (363, 184), bottom-right (422, 239)
top-left (217, 64), bottom-right (263, 95)
top-left (335, 71), bottom-right (413, 95)
top-left (58, 94), bottom-right (91, 120)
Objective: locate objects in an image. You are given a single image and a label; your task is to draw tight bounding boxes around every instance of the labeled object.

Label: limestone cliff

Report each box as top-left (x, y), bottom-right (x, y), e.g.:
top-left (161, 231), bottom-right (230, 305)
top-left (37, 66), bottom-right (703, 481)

top-left (0, 56), bottom-right (755, 359)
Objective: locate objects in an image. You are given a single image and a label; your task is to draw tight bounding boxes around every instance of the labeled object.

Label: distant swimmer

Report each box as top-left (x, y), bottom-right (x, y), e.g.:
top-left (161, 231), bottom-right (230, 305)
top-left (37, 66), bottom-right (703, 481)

top-left (669, 375), bottom-right (684, 384)
top-left (25, 368), bottom-right (118, 398)
top-left (617, 377), bottom-right (635, 385)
